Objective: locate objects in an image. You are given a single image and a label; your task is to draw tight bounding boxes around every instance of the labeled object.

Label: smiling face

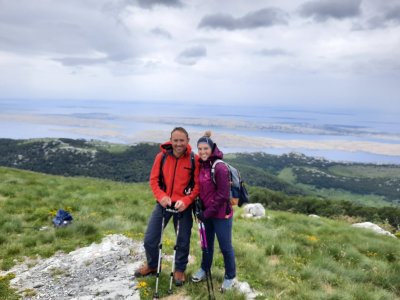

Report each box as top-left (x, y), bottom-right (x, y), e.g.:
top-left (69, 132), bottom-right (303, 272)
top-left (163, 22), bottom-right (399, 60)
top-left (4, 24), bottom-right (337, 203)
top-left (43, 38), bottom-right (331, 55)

top-left (197, 143), bottom-right (212, 161)
top-left (170, 130), bottom-right (189, 158)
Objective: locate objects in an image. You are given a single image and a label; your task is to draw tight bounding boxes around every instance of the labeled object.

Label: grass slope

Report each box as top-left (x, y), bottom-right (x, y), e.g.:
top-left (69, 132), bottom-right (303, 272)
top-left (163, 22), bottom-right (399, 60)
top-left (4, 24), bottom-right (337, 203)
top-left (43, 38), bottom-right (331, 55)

top-left (0, 167), bottom-right (399, 300)
top-left (278, 167), bottom-right (392, 207)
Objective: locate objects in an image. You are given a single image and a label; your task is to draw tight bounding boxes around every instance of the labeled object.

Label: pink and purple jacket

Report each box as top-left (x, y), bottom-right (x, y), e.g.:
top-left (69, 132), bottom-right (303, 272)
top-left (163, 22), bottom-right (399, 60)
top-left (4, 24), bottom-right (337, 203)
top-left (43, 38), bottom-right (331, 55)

top-left (199, 145), bottom-right (233, 219)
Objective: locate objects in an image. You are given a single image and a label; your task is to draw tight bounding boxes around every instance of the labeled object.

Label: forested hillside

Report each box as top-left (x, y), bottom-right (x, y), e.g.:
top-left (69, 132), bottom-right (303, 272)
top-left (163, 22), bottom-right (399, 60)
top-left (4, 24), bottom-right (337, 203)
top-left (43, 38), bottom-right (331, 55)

top-left (226, 152), bottom-right (400, 206)
top-left (1, 138), bottom-right (399, 207)
top-left (0, 138), bottom-right (159, 182)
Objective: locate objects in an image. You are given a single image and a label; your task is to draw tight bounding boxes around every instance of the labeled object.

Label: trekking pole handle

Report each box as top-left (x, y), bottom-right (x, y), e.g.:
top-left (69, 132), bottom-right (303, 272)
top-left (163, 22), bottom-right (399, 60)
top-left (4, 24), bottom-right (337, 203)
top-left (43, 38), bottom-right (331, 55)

top-left (165, 203), bottom-right (181, 214)
top-left (165, 207), bottom-right (179, 214)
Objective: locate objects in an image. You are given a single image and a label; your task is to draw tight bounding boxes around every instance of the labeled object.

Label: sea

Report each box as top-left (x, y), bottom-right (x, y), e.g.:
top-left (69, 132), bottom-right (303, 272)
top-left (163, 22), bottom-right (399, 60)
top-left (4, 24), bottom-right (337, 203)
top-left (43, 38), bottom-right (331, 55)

top-left (1, 99), bottom-right (399, 164)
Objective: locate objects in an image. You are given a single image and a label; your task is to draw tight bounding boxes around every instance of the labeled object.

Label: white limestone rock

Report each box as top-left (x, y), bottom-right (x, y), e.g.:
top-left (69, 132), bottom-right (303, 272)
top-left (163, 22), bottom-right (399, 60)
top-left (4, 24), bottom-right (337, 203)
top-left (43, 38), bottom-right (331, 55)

top-left (352, 222), bottom-right (396, 238)
top-left (242, 203), bottom-right (266, 219)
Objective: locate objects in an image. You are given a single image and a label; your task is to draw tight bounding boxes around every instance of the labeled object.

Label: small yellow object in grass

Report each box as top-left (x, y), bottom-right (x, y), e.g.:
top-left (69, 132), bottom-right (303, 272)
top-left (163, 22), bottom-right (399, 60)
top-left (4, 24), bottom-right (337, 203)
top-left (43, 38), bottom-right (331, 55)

top-left (307, 235), bottom-right (319, 242)
top-left (136, 281), bottom-right (148, 289)
top-left (0, 273), bottom-right (16, 281)
top-left (48, 209), bottom-right (58, 217)
top-left (123, 231), bottom-right (134, 238)
top-left (164, 238), bottom-right (173, 247)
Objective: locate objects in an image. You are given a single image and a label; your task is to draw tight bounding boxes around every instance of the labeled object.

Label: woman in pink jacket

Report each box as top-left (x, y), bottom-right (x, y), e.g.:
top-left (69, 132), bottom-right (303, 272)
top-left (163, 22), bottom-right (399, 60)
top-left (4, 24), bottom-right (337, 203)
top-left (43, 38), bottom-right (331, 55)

top-left (192, 131), bottom-right (236, 291)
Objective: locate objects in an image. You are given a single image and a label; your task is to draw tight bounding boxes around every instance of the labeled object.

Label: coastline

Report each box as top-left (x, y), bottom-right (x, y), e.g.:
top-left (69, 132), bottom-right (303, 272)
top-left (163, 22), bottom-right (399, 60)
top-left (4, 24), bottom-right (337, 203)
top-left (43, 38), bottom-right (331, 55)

top-left (1, 99), bottom-right (399, 164)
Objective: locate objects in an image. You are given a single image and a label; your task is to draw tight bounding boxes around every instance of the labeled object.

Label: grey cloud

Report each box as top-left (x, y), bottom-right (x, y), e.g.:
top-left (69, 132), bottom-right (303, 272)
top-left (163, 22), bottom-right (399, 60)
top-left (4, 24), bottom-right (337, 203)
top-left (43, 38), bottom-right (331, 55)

top-left (54, 50), bottom-right (132, 66)
top-left (175, 46), bottom-right (207, 66)
top-left (299, 0), bottom-right (362, 22)
top-left (137, 0), bottom-right (182, 9)
top-left (150, 27), bottom-right (172, 39)
top-left (198, 14), bottom-right (237, 30)
top-left (259, 48), bottom-right (291, 56)
top-left (54, 57), bottom-right (109, 66)
top-left (368, 5), bottom-right (400, 28)
top-left (353, 4), bottom-right (400, 30)
top-left (198, 8), bottom-right (288, 30)
top-left (385, 5), bottom-right (400, 22)
top-left (0, 1), bottom-right (136, 66)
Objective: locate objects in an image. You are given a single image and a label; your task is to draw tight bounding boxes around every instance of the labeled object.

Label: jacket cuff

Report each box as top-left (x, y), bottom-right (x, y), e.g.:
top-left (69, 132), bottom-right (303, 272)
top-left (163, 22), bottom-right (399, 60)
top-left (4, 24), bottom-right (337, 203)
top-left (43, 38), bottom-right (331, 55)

top-left (156, 192), bottom-right (168, 203)
top-left (181, 196), bottom-right (193, 209)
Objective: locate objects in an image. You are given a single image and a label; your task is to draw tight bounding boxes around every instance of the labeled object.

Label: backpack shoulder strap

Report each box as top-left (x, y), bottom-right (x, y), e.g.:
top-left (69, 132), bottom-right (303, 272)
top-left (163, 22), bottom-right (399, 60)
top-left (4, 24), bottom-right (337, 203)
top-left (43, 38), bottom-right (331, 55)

top-left (158, 152), bottom-right (167, 191)
top-left (188, 151), bottom-right (195, 184)
top-left (211, 159), bottom-right (226, 184)
top-left (184, 151), bottom-right (196, 195)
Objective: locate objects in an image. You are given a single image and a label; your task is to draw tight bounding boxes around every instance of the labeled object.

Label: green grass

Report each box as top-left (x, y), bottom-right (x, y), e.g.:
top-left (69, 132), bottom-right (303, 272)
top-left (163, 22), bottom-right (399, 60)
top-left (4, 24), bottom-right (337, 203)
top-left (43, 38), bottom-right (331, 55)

top-left (278, 167), bottom-right (394, 207)
top-left (86, 139), bottom-right (131, 153)
top-left (277, 167), bottom-right (297, 183)
top-left (0, 167), bottom-right (154, 268)
top-left (1, 166), bottom-right (400, 300)
top-left (300, 186), bottom-right (391, 208)
top-left (20, 137), bottom-right (130, 153)
top-left (0, 273), bottom-right (19, 300)
top-left (328, 165), bottom-right (400, 179)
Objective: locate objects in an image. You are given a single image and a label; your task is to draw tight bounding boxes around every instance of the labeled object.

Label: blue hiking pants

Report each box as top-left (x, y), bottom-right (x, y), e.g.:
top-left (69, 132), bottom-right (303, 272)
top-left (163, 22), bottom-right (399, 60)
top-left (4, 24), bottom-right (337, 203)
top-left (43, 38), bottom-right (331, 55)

top-left (144, 203), bottom-right (193, 272)
top-left (201, 217), bottom-right (236, 279)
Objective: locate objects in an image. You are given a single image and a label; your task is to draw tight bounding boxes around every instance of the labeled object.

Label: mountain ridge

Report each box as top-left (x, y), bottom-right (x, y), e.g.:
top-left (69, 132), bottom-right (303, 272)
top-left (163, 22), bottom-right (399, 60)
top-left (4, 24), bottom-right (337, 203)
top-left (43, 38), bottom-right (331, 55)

top-left (2, 138), bottom-right (399, 206)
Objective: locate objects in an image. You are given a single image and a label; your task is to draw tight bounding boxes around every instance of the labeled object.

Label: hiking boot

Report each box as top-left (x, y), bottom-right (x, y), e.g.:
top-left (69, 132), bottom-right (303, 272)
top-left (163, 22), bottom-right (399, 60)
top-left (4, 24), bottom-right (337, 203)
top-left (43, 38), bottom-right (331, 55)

top-left (191, 268), bottom-right (206, 283)
top-left (134, 264), bottom-right (157, 277)
top-left (221, 278), bottom-right (234, 291)
top-left (174, 271), bottom-right (186, 286)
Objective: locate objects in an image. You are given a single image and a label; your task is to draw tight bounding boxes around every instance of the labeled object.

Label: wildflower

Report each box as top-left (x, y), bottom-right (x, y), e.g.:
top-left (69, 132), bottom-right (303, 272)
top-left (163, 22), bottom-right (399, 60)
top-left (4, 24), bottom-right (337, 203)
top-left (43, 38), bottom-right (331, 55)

top-left (164, 238), bottom-right (173, 247)
top-left (123, 231), bottom-right (134, 238)
top-left (48, 209), bottom-right (57, 217)
top-left (136, 281), bottom-right (148, 289)
top-left (307, 235), bottom-right (319, 242)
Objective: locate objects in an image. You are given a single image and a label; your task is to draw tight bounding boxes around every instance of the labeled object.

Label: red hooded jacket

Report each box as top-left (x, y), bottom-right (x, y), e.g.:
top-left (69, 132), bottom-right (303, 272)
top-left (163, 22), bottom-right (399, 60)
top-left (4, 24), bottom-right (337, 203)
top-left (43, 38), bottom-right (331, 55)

top-left (149, 141), bottom-right (200, 208)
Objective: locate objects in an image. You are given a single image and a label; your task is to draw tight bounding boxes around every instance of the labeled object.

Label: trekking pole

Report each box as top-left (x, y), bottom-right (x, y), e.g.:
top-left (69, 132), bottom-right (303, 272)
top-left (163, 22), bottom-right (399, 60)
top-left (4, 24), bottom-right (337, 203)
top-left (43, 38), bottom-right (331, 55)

top-left (154, 208), bottom-right (166, 299)
top-left (198, 220), bottom-right (215, 300)
top-left (167, 209), bottom-right (181, 294)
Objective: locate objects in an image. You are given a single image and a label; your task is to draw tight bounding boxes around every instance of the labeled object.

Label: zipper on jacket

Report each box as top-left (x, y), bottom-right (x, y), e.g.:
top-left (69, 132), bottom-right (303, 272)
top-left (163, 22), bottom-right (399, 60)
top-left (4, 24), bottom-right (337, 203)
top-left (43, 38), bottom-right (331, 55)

top-left (169, 157), bottom-right (179, 197)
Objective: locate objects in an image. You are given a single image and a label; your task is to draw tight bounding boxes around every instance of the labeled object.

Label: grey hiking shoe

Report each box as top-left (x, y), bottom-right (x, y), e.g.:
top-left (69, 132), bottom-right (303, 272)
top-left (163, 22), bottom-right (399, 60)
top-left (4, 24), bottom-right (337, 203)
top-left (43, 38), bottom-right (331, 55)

top-left (191, 268), bottom-right (206, 282)
top-left (221, 278), bottom-right (234, 291)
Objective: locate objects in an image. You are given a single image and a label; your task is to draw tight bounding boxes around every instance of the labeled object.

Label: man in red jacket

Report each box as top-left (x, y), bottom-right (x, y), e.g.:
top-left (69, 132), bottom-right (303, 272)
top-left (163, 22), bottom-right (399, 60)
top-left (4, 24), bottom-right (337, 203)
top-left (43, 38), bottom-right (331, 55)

top-left (134, 127), bottom-right (199, 286)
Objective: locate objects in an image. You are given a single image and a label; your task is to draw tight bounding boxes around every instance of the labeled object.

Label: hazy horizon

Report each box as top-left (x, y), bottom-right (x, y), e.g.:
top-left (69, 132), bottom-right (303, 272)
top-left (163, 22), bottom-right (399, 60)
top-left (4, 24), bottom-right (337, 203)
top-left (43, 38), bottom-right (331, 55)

top-left (1, 0), bottom-right (399, 114)
top-left (1, 98), bottom-right (399, 164)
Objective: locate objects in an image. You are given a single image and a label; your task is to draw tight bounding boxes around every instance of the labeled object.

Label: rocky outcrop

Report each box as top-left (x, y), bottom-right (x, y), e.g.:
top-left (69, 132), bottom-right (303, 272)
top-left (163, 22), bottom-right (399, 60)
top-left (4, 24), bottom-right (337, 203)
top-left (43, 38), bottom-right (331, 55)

top-left (352, 222), bottom-right (396, 238)
top-left (2, 233), bottom-right (262, 299)
top-left (4, 234), bottom-right (144, 299)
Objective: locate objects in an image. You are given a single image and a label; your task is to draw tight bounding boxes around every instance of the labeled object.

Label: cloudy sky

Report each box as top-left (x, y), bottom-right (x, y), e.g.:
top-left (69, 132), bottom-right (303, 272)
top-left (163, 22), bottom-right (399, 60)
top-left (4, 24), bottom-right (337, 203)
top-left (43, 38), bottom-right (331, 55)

top-left (0, 0), bottom-right (399, 112)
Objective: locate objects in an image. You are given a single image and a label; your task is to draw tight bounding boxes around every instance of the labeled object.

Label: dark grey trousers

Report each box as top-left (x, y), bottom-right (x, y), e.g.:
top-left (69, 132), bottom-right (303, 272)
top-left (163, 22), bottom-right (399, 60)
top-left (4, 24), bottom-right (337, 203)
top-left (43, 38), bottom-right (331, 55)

top-left (144, 203), bottom-right (193, 272)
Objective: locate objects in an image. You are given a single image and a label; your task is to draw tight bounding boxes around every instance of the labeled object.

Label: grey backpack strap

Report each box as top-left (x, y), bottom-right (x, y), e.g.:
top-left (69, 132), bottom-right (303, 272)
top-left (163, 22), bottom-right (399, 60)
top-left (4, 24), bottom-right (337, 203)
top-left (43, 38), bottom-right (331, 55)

top-left (211, 159), bottom-right (226, 184)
